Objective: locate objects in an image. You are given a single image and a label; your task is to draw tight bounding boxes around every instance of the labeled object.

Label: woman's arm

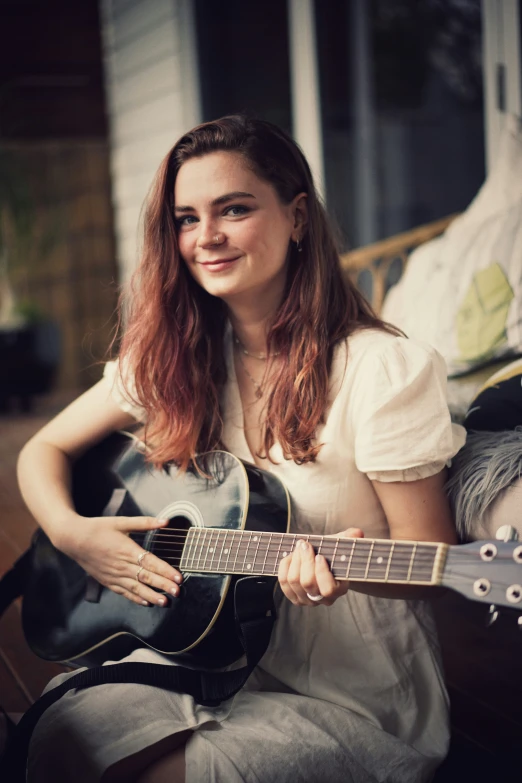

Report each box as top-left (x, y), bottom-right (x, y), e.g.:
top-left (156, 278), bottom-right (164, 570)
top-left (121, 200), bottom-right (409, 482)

top-left (349, 468), bottom-right (456, 599)
top-left (278, 469), bottom-right (456, 605)
top-left (17, 379), bottom-right (182, 606)
top-left (17, 379), bottom-right (136, 546)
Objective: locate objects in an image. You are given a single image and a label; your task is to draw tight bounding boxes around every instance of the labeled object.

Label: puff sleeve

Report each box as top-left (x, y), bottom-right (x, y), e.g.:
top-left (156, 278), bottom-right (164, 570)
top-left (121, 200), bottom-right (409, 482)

top-left (103, 359), bottom-right (147, 422)
top-left (351, 337), bottom-right (466, 482)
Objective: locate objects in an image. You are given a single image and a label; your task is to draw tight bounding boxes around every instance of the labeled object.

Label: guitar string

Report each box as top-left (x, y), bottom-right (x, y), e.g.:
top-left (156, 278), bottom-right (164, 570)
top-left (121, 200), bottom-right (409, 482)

top-left (132, 530), bottom-right (443, 554)
top-left (149, 551), bottom-right (441, 567)
top-left (132, 530), bottom-right (518, 559)
top-left (140, 550), bottom-right (449, 575)
top-left (133, 528), bottom-right (442, 543)
top-left (138, 552), bottom-right (522, 586)
top-left (138, 557), bottom-right (522, 589)
top-left (134, 540), bottom-right (469, 561)
top-left (140, 546), bottom-right (520, 565)
top-left (134, 531), bottom-right (507, 561)
top-left (127, 532), bottom-right (519, 582)
top-left (132, 534), bottom-right (441, 550)
top-left (143, 545), bottom-right (441, 563)
top-left (129, 532), bottom-right (521, 585)
top-left (133, 536), bottom-right (511, 564)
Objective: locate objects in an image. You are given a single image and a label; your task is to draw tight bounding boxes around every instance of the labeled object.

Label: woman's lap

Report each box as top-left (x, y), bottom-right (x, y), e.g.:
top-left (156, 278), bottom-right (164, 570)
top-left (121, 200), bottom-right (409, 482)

top-left (27, 678), bottom-right (438, 783)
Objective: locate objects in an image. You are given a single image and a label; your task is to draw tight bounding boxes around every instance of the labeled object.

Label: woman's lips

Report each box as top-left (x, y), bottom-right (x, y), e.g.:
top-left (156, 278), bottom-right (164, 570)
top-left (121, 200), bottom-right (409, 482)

top-left (199, 257), bottom-right (240, 272)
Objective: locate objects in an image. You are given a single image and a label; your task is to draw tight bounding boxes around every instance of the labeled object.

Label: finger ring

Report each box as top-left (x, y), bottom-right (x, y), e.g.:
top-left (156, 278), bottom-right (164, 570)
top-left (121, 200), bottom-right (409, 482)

top-left (137, 551), bottom-right (147, 566)
top-left (306, 592), bottom-right (323, 602)
top-left (136, 566), bottom-right (145, 582)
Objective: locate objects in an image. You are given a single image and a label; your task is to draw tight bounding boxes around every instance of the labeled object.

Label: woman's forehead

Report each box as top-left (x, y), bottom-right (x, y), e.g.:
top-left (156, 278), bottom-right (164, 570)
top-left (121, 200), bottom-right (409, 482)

top-left (174, 151), bottom-right (268, 205)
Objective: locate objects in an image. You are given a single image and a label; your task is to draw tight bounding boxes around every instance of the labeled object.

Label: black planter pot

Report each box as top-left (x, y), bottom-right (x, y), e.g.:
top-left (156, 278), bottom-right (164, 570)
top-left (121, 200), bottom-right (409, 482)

top-left (0, 321), bottom-right (61, 411)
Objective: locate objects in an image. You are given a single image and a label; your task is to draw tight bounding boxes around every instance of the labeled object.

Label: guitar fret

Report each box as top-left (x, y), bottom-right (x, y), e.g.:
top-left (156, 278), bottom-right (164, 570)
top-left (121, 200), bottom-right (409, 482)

top-left (410, 545), bottom-right (437, 582)
top-left (384, 542), bottom-right (395, 582)
top-left (190, 528), bottom-right (200, 572)
top-left (189, 528), bottom-right (197, 571)
top-left (199, 528), bottom-right (210, 572)
top-left (276, 535), bottom-right (284, 572)
top-left (181, 528), bottom-right (195, 571)
top-left (252, 533), bottom-right (262, 573)
top-left (363, 541), bottom-right (375, 579)
top-left (346, 539), bottom-right (356, 578)
top-left (242, 531), bottom-right (252, 573)
top-left (263, 533), bottom-right (273, 575)
top-left (406, 543), bottom-right (417, 582)
top-left (364, 541), bottom-right (390, 581)
top-left (185, 528), bottom-right (439, 584)
top-left (331, 537), bottom-right (340, 574)
top-left (219, 530), bottom-right (230, 573)
top-left (208, 528), bottom-right (219, 573)
top-left (232, 530), bottom-right (241, 573)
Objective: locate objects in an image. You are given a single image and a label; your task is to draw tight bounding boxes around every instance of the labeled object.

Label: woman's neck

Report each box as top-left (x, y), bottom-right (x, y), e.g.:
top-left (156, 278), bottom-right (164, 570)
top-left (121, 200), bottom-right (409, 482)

top-left (228, 313), bottom-right (271, 356)
top-left (226, 295), bottom-right (281, 356)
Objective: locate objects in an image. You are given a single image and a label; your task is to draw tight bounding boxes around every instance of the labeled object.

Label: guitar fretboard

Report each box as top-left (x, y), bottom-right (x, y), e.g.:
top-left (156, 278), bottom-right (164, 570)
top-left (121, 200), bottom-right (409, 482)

top-left (179, 528), bottom-right (446, 585)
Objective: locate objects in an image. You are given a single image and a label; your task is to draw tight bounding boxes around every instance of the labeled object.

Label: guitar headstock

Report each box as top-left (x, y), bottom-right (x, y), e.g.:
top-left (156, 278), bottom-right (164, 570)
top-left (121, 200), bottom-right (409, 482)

top-left (442, 540), bottom-right (522, 612)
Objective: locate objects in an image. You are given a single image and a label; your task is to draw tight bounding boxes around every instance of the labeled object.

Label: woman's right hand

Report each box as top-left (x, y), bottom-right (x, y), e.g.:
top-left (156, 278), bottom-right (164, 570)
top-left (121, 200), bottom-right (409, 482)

top-left (57, 514), bottom-right (182, 607)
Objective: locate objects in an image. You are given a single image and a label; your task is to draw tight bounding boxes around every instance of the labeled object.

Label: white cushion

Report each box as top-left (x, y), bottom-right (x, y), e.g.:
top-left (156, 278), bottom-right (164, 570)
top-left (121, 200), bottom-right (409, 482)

top-left (382, 114), bottom-right (522, 377)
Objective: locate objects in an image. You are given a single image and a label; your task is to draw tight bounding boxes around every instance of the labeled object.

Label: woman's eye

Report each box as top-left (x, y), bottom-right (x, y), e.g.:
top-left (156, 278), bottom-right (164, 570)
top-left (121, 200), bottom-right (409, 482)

top-left (176, 215), bottom-right (197, 227)
top-left (224, 205), bottom-right (249, 217)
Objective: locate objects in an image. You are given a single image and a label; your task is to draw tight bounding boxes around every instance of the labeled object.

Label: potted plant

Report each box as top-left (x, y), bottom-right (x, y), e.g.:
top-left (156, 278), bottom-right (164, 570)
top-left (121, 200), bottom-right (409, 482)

top-left (0, 146), bottom-right (61, 411)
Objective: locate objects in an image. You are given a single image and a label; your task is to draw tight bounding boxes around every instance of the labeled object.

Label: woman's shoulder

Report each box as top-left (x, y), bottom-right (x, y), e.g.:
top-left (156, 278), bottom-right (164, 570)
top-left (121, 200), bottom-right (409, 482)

top-left (340, 327), bottom-right (443, 369)
top-left (331, 328), bottom-right (448, 399)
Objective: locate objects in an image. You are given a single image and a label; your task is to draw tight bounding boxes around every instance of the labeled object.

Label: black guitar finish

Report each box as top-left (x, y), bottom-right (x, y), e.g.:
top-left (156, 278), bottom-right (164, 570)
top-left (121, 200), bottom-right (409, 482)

top-left (23, 434), bottom-right (522, 668)
top-left (22, 433), bottom-right (291, 667)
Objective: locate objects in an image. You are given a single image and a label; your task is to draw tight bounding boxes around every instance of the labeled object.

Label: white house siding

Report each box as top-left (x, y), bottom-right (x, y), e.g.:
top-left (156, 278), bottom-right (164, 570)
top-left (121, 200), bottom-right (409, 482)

top-left (99, 0), bottom-right (201, 284)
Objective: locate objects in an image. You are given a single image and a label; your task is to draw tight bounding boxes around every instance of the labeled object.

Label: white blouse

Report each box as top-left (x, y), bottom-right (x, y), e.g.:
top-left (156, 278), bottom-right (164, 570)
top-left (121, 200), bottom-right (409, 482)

top-left (96, 326), bottom-right (466, 781)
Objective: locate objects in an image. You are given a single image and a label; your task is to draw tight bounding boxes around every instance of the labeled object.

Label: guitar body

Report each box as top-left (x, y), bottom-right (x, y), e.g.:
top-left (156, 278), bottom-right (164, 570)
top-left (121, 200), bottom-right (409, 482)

top-left (22, 433), bottom-right (291, 667)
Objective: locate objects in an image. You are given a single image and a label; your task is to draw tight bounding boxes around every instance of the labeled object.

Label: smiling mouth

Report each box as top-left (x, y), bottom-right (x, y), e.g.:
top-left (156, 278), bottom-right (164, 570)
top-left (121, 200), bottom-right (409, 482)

top-left (199, 257), bottom-right (240, 269)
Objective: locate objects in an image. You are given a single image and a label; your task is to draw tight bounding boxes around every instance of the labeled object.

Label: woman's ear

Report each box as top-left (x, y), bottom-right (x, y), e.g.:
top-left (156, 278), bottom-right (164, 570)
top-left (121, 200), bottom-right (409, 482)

top-left (291, 193), bottom-right (308, 240)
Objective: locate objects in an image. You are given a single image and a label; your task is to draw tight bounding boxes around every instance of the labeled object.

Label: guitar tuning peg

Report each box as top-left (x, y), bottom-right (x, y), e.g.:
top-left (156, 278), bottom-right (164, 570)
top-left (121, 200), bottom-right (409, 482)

top-left (495, 525), bottom-right (519, 542)
top-left (486, 604), bottom-right (499, 626)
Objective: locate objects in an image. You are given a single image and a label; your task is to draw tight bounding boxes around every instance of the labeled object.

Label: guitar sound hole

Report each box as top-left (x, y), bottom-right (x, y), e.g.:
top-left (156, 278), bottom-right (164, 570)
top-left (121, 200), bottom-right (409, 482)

top-left (148, 516), bottom-right (191, 591)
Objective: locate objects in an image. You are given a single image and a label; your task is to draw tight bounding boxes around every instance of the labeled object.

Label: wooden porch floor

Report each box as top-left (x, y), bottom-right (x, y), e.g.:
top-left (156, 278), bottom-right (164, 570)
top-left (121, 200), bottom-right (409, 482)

top-left (0, 392), bottom-right (77, 719)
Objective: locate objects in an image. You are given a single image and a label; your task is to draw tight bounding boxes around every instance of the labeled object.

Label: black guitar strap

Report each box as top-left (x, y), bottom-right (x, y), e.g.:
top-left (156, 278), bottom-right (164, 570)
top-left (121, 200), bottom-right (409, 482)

top-left (0, 573), bottom-right (276, 782)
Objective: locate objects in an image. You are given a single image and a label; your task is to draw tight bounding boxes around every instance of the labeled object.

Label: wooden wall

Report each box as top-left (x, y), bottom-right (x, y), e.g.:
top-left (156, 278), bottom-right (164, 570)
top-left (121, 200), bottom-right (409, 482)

top-left (7, 140), bottom-right (119, 390)
top-left (99, 0), bottom-right (201, 284)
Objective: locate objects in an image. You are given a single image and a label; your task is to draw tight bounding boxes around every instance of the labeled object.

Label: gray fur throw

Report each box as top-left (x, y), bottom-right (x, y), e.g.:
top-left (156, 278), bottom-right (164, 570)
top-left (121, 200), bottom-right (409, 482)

top-left (446, 428), bottom-right (522, 541)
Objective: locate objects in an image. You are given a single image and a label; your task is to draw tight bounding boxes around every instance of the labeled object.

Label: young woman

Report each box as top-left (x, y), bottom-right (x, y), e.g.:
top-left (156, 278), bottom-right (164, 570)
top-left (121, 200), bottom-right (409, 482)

top-left (19, 115), bottom-right (465, 782)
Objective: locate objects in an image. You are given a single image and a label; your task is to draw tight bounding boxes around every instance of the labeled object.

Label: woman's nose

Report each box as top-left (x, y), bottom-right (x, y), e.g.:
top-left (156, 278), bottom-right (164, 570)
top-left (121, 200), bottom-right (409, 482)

top-left (196, 224), bottom-right (226, 248)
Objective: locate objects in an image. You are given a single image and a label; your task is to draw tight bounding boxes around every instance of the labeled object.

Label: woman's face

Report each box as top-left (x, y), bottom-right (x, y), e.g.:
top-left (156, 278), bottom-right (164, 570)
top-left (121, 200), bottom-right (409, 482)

top-left (174, 151), bottom-right (306, 310)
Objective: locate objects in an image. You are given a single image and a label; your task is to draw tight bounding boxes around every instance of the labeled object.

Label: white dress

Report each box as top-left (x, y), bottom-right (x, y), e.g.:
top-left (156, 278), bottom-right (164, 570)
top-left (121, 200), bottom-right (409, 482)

top-left (27, 328), bottom-right (466, 783)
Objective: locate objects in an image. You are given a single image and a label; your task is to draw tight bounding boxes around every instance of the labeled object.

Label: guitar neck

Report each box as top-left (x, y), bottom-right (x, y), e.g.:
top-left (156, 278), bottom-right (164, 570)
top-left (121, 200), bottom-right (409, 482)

top-left (180, 528), bottom-right (448, 586)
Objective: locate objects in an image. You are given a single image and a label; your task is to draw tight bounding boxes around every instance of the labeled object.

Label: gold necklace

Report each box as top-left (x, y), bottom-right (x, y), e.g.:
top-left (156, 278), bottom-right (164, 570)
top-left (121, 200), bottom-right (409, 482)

top-left (233, 334), bottom-right (280, 361)
top-left (236, 349), bottom-right (265, 399)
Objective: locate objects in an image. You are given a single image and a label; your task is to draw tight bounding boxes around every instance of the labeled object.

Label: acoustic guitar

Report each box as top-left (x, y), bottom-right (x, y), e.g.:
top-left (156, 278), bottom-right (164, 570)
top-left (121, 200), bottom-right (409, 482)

top-left (22, 432), bottom-right (522, 668)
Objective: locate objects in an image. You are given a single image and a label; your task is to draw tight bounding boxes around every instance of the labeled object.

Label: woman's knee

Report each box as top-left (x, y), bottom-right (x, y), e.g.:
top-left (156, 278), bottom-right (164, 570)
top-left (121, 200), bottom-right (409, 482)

top-left (103, 731), bottom-right (191, 783)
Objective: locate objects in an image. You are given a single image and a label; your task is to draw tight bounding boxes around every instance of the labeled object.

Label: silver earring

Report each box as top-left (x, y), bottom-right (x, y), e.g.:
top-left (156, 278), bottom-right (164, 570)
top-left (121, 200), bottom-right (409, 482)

top-left (296, 239), bottom-right (303, 253)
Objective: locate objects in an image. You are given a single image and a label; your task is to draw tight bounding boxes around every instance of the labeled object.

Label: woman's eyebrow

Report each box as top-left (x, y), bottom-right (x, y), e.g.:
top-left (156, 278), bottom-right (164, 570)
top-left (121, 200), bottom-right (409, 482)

top-left (174, 191), bottom-right (256, 213)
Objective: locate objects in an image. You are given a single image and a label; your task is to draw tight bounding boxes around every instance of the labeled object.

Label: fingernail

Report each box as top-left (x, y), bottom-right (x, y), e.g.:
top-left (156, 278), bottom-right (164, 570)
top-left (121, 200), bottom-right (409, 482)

top-left (174, 574), bottom-right (182, 584)
top-left (158, 518), bottom-right (169, 525)
top-left (157, 596), bottom-right (166, 606)
top-left (170, 587), bottom-right (178, 597)
top-left (141, 600), bottom-right (149, 606)
top-left (298, 540), bottom-right (307, 550)
top-left (315, 554), bottom-right (324, 563)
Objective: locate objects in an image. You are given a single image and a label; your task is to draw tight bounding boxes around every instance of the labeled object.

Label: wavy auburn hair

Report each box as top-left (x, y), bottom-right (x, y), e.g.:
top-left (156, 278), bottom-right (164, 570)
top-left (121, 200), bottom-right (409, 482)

top-left (118, 115), bottom-right (395, 469)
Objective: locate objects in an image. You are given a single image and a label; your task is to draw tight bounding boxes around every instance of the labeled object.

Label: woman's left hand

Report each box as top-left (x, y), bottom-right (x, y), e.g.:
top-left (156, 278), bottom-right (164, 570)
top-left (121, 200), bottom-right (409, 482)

top-left (278, 527), bottom-right (365, 606)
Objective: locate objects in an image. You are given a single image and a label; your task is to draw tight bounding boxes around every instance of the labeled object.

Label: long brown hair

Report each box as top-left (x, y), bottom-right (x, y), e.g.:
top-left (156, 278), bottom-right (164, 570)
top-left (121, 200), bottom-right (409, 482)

top-left (118, 115), bottom-right (395, 468)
